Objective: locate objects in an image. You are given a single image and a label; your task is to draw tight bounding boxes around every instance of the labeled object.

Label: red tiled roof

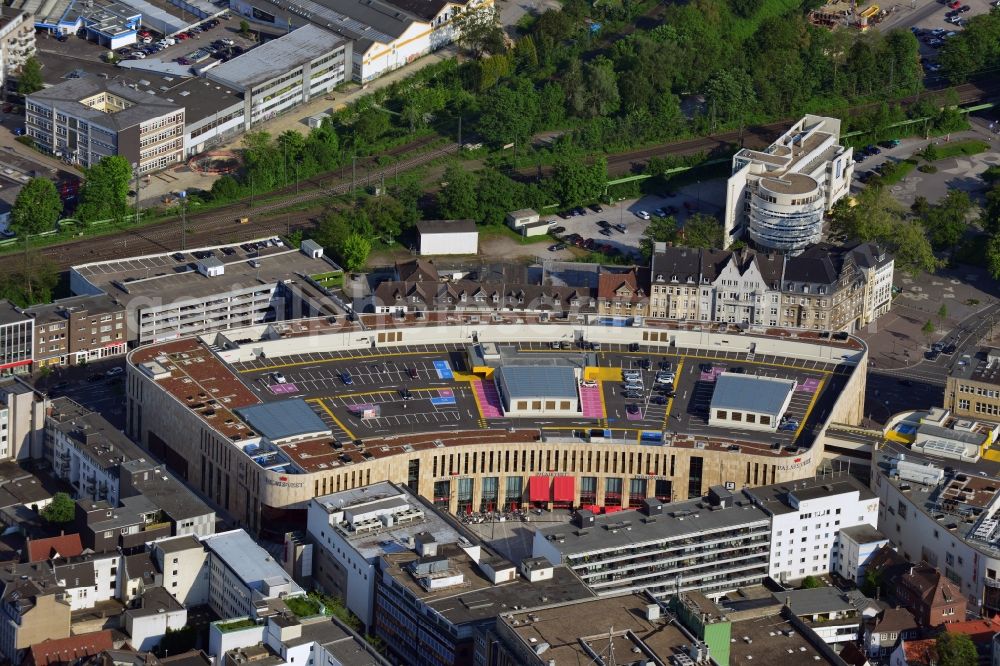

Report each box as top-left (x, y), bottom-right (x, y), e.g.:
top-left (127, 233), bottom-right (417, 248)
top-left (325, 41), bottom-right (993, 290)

top-left (26, 534), bottom-right (83, 563)
top-left (939, 615), bottom-right (1000, 643)
top-left (902, 639), bottom-right (937, 666)
top-left (597, 270), bottom-right (644, 302)
top-left (28, 630), bottom-right (113, 665)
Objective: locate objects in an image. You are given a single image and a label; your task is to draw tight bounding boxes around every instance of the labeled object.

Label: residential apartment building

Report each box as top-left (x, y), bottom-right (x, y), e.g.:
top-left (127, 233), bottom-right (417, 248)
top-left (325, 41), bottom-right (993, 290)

top-left (647, 241), bottom-right (893, 332)
top-left (0, 376), bottom-right (46, 461)
top-left (0, 300), bottom-right (32, 375)
top-left (743, 474), bottom-right (880, 583)
top-left (25, 294), bottom-right (128, 367)
top-left (596, 268), bottom-right (648, 320)
top-left (532, 492), bottom-right (772, 600)
top-left (202, 530), bottom-right (305, 621)
top-left (206, 26), bottom-right (351, 129)
top-left (0, 12), bottom-right (35, 92)
top-left (0, 561), bottom-right (70, 664)
top-left (151, 536), bottom-right (209, 607)
top-left (896, 564), bottom-right (965, 628)
top-left (947, 347), bottom-right (1000, 420)
top-left (724, 114), bottom-right (854, 252)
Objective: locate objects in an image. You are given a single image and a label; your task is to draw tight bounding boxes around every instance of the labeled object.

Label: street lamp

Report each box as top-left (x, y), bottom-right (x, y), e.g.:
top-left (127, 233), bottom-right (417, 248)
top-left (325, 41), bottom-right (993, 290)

top-left (131, 162), bottom-right (140, 225)
top-left (178, 190), bottom-right (187, 250)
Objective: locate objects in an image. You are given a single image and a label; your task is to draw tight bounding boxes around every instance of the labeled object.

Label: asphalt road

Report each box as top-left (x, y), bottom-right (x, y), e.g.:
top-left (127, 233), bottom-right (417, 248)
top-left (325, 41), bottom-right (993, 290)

top-left (864, 302), bottom-right (1000, 424)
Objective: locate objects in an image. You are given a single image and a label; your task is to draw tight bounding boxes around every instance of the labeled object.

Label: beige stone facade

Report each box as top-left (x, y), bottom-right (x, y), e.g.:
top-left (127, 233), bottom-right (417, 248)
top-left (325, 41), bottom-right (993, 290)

top-left (126, 319), bottom-right (867, 535)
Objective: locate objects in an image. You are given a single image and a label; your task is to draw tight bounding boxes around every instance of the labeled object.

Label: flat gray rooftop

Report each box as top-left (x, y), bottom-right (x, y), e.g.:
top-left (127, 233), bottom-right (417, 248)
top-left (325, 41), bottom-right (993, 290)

top-left (382, 546), bottom-right (593, 626)
top-left (495, 365), bottom-right (578, 401)
top-left (743, 473), bottom-right (874, 516)
top-left (72, 242), bottom-right (338, 304)
top-left (202, 529), bottom-right (303, 595)
top-left (207, 24), bottom-right (347, 91)
top-left (536, 497), bottom-right (770, 556)
top-left (314, 483), bottom-right (467, 561)
top-left (710, 373), bottom-right (795, 415)
top-left (235, 399), bottom-right (331, 441)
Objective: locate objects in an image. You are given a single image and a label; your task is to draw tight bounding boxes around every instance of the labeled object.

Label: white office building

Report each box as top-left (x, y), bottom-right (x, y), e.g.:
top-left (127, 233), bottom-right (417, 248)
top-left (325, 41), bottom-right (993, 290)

top-left (724, 115), bottom-right (854, 253)
top-left (206, 25), bottom-right (351, 129)
top-left (202, 530), bottom-right (305, 620)
top-left (836, 524), bottom-right (889, 585)
top-left (743, 474), bottom-right (879, 583)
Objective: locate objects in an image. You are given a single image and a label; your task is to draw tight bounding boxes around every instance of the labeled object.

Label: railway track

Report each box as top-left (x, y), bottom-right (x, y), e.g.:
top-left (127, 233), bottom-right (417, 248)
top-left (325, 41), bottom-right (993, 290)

top-left (14, 80), bottom-right (999, 272)
top-left (31, 142), bottom-right (458, 270)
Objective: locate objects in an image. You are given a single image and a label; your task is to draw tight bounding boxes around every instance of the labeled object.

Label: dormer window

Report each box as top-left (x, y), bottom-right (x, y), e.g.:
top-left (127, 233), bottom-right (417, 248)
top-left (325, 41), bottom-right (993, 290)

top-left (802, 286), bottom-right (809, 294)
top-left (656, 274), bottom-right (664, 282)
top-left (671, 274), bottom-right (677, 283)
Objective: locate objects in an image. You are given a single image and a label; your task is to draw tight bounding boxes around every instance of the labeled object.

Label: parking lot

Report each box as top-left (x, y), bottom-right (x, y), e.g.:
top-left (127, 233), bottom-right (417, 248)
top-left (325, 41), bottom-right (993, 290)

top-left (542, 179), bottom-right (727, 259)
top-left (233, 338), bottom-right (846, 450)
top-left (35, 13), bottom-right (257, 78)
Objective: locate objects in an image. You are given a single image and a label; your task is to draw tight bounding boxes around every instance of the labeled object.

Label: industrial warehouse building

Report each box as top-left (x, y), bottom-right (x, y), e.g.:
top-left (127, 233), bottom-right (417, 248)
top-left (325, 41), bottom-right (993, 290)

top-left (708, 373), bottom-right (795, 432)
top-left (416, 220), bottom-right (479, 256)
top-left (494, 365), bottom-right (580, 417)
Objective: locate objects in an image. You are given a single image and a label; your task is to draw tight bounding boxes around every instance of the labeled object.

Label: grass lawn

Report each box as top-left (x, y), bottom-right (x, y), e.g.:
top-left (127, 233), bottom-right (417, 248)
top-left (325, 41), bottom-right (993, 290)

top-left (312, 271), bottom-right (344, 289)
top-left (478, 224), bottom-right (553, 246)
top-left (926, 140), bottom-right (990, 161)
top-left (216, 618), bottom-right (258, 632)
top-left (876, 159), bottom-right (916, 186)
top-left (730, 0), bottom-right (807, 39)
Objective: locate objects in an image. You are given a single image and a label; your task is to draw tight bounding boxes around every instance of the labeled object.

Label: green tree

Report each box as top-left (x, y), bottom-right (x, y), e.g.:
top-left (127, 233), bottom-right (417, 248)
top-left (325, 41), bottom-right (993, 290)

top-left (801, 575), bottom-right (821, 589)
top-left (860, 568), bottom-right (883, 597)
top-left (239, 19), bottom-right (251, 36)
top-left (437, 164), bottom-right (479, 220)
top-left (922, 320), bottom-right (935, 336)
top-left (361, 195), bottom-right (405, 241)
top-left (17, 56), bottom-right (43, 96)
top-left (938, 303), bottom-right (948, 322)
top-left (210, 175), bottom-right (243, 202)
top-left (640, 216), bottom-right (678, 259)
top-left (41, 492), bottom-right (75, 523)
top-left (10, 177), bottom-right (62, 302)
top-left (351, 111), bottom-right (391, 151)
top-left (477, 80), bottom-right (539, 146)
top-left (936, 631), bottom-right (978, 666)
top-left (705, 69), bottom-right (754, 127)
top-left (11, 177), bottom-right (61, 238)
top-left (920, 190), bottom-right (972, 251)
top-left (988, 232), bottom-right (1000, 279)
top-left (681, 213), bottom-right (724, 249)
top-left (547, 157), bottom-right (606, 208)
top-left (77, 156), bottom-right (133, 224)
top-left (339, 233), bottom-right (371, 271)
top-left (453, 4), bottom-right (506, 57)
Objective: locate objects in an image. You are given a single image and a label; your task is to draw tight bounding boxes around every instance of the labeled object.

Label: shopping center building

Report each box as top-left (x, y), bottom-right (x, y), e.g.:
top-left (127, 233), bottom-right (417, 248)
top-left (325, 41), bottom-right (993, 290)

top-left (125, 314), bottom-right (868, 535)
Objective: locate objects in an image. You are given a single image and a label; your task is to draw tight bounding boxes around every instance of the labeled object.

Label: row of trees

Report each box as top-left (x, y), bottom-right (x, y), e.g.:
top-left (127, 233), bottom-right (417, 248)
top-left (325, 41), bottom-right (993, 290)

top-left (939, 8), bottom-right (1000, 83)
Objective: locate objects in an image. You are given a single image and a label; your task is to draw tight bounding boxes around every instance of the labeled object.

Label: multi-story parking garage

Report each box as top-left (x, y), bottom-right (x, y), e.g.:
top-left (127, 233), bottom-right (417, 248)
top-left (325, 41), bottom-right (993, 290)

top-left (125, 312), bottom-right (867, 536)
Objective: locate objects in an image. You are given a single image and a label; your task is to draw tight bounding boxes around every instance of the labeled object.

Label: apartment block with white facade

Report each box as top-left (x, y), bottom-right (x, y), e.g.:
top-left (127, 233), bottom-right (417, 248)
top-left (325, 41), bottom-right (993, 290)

top-left (724, 114), bottom-right (854, 252)
top-left (534, 490), bottom-right (772, 600)
top-left (0, 376), bottom-right (45, 461)
top-left (743, 474), bottom-right (879, 583)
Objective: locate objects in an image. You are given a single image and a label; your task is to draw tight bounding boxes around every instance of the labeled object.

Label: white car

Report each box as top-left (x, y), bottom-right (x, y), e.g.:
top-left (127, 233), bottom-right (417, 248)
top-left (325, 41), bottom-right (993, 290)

top-left (131, 51), bottom-right (146, 59)
top-left (636, 210), bottom-right (651, 220)
top-left (271, 372), bottom-right (287, 384)
top-left (581, 379), bottom-right (598, 388)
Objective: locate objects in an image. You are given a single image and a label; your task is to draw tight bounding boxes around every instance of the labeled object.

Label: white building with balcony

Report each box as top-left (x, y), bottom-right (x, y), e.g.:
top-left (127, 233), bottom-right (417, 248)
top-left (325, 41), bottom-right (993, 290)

top-left (724, 115), bottom-right (854, 253)
top-left (744, 474), bottom-right (880, 584)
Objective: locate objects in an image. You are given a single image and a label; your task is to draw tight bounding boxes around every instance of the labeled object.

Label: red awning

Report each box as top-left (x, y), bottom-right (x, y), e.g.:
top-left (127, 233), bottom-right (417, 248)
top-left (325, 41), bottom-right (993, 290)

top-left (553, 476), bottom-right (575, 503)
top-left (529, 476), bottom-right (550, 502)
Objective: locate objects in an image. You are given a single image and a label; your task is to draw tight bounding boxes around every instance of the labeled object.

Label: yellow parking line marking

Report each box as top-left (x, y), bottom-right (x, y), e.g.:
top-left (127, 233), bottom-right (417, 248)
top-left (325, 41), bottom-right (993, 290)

top-left (663, 359), bottom-right (684, 429)
top-left (794, 378), bottom-right (824, 439)
top-left (597, 381), bottom-right (608, 420)
top-left (463, 377), bottom-right (487, 423)
top-left (309, 398), bottom-right (356, 441)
